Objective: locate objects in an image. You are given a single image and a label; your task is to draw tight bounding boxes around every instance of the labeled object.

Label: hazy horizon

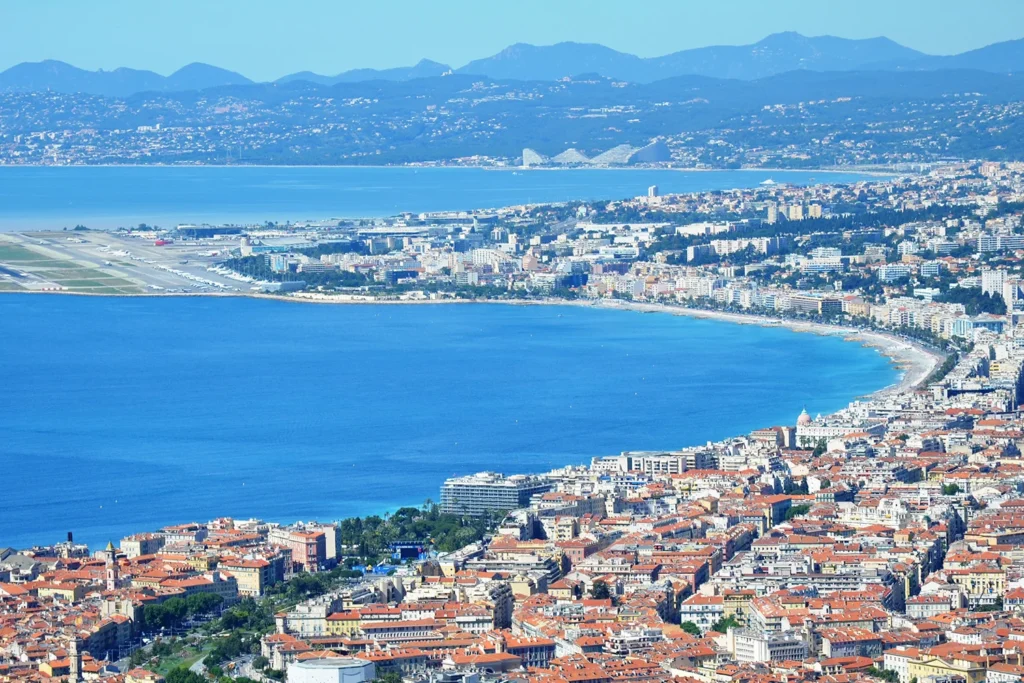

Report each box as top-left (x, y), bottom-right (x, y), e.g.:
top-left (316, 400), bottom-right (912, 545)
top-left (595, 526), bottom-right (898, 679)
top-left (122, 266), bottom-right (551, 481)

top-left (2, 0), bottom-right (1023, 81)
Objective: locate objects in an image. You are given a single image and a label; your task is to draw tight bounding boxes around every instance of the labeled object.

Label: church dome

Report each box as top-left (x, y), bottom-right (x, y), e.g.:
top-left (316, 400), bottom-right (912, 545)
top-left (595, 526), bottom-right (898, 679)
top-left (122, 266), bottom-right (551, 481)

top-left (797, 408), bottom-right (813, 426)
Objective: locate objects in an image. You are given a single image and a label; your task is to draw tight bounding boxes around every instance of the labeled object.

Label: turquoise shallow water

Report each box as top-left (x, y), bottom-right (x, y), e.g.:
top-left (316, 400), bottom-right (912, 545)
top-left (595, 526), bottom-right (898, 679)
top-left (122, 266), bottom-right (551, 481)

top-left (0, 296), bottom-right (897, 549)
top-left (0, 166), bottom-right (879, 231)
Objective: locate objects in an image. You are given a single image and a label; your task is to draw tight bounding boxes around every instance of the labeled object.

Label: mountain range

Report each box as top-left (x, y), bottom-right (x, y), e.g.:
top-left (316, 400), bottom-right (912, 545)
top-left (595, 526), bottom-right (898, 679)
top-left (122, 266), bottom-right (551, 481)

top-left (3, 32), bottom-right (1024, 97)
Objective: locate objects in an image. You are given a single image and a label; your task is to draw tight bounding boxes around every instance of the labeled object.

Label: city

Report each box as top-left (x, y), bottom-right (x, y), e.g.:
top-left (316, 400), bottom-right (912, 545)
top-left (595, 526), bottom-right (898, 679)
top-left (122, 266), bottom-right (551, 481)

top-left (8, 5), bottom-right (1024, 683)
top-left (4, 309), bottom-right (1024, 683)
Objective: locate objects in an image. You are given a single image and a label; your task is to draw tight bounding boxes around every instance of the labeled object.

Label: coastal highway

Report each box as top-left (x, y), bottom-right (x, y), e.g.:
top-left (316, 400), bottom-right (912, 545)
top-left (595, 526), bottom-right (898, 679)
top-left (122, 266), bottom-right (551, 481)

top-left (0, 231), bottom-right (250, 293)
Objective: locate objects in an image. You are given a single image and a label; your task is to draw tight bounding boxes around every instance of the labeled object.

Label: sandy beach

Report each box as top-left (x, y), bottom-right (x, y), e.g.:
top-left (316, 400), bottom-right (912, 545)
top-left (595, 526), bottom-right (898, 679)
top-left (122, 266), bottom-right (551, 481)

top-left (268, 290), bottom-right (944, 399)
top-left (555, 298), bottom-right (944, 399)
top-left (4, 286), bottom-right (944, 401)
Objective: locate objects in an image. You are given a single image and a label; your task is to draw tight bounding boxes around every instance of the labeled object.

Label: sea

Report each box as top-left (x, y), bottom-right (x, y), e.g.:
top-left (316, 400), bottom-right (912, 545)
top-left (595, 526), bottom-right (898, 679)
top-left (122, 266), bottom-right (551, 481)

top-left (0, 166), bottom-right (881, 231)
top-left (0, 296), bottom-right (898, 550)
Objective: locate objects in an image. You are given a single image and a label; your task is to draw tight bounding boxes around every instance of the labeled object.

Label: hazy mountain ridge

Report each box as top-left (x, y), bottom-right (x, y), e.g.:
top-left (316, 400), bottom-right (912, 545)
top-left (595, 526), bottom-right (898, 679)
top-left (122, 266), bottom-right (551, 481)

top-left (3, 32), bottom-right (1024, 96)
top-left (456, 33), bottom-right (929, 82)
top-left (4, 66), bottom-right (1024, 167)
top-left (0, 60), bottom-right (253, 97)
top-left (275, 59), bottom-right (451, 86)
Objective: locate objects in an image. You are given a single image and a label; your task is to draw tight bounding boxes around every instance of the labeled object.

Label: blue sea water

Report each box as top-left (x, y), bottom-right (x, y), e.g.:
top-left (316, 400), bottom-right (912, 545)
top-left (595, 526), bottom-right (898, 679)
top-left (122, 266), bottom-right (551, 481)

top-left (0, 166), bottom-right (880, 231)
top-left (0, 296), bottom-right (897, 550)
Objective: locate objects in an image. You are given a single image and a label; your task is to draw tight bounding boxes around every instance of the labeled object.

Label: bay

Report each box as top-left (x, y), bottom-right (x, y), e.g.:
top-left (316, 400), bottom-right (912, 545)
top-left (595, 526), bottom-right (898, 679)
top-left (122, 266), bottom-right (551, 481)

top-left (0, 166), bottom-right (881, 231)
top-left (0, 295), bottom-right (897, 549)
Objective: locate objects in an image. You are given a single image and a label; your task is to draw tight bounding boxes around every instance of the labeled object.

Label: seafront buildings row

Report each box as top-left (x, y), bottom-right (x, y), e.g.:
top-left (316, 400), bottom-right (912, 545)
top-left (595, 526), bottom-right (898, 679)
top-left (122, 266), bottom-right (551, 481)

top-left (196, 161), bottom-right (1024, 351)
top-left (11, 161), bottom-right (1024, 683)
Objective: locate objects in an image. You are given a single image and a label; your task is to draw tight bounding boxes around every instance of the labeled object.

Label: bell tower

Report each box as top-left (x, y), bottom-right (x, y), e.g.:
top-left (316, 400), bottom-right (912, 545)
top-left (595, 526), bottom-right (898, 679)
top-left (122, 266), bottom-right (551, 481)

top-left (105, 541), bottom-right (118, 591)
top-left (69, 637), bottom-right (83, 683)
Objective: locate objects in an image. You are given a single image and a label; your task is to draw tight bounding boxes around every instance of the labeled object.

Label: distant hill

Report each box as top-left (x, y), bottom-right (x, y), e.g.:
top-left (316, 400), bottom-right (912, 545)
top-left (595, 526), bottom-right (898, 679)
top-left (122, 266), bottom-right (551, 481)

top-left (0, 59), bottom-right (252, 96)
top-left (876, 37), bottom-right (1024, 73)
top-left (276, 59), bottom-right (451, 86)
top-left (0, 60), bottom-right (165, 97)
top-left (456, 33), bottom-right (928, 82)
top-left (6, 32), bottom-right (1024, 97)
top-left (457, 42), bottom-right (649, 82)
top-left (163, 63), bottom-right (253, 91)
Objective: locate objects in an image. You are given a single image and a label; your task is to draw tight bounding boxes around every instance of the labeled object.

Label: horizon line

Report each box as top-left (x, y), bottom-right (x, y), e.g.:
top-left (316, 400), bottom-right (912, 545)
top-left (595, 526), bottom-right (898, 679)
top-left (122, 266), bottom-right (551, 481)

top-left (3, 29), bottom-right (1016, 83)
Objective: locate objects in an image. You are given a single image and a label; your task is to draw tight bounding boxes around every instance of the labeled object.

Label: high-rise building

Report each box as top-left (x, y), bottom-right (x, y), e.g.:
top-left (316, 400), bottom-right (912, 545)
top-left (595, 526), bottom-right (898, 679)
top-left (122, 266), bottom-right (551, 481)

top-left (982, 269), bottom-right (1007, 297)
top-left (766, 202), bottom-right (778, 225)
top-left (441, 472), bottom-right (553, 516)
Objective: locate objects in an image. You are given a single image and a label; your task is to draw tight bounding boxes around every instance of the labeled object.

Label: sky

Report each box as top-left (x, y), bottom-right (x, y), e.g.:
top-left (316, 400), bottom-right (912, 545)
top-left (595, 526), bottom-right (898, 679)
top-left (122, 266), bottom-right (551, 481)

top-left (2, 0), bottom-right (1023, 81)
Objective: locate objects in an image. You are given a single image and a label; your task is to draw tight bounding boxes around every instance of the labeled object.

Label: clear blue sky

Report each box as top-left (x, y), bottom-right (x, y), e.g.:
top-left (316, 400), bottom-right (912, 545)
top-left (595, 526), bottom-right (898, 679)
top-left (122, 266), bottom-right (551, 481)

top-left (3, 0), bottom-right (1023, 80)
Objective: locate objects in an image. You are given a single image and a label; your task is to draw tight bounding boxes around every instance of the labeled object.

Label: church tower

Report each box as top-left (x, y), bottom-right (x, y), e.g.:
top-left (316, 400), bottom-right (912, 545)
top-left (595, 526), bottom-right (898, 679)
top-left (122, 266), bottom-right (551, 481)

top-left (69, 636), bottom-right (83, 683)
top-left (105, 541), bottom-right (118, 592)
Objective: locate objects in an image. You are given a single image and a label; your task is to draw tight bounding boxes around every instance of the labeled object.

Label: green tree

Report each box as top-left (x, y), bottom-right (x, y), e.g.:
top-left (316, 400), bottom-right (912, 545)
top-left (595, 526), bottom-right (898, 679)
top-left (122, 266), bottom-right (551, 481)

top-left (711, 615), bottom-right (740, 632)
top-left (942, 483), bottom-right (961, 495)
top-left (680, 621), bottom-right (701, 636)
top-left (590, 580), bottom-right (611, 600)
top-left (166, 668), bottom-right (206, 683)
top-left (185, 592), bottom-right (223, 616)
top-left (785, 504), bottom-right (812, 521)
top-left (865, 667), bottom-right (899, 683)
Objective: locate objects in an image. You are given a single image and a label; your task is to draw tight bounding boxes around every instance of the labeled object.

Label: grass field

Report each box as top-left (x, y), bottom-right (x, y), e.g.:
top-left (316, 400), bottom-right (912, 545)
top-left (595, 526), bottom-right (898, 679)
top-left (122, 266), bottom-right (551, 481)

top-left (0, 240), bottom-right (144, 294)
top-left (0, 244), bottom-right (50, 262)
top-left (150, 641), bottom-right (213, 675)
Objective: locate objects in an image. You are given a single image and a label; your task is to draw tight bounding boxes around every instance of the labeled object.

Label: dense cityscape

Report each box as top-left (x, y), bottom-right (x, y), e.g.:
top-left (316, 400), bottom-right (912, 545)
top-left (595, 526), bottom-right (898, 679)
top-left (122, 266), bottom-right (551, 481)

top-left (12, 7), bottom-right (1024, 683)
top-left (6, 159), bottom-right (1024, 683)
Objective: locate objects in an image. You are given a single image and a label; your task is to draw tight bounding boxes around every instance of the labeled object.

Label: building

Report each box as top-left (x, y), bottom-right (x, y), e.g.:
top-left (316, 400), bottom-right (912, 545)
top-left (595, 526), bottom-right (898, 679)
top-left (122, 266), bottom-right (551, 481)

top-left (679, 595), bottom-right (725, 634)
top-left (440, 473), bottom-right (553, 516)
top-left (287, 658), bottom-right (375, 683)
top-left (160, 572), bottom-right (239, 603)
top-left (220, 558), bottom-right (276, 597)
top-left (729, 628), bottom-right (809, 663)
top-left (119, 534), bottom-right (164, 559)
top-left (269, 528), bottom-right (328, 573)
top-left (982, 270), bottom-right (1007, 297)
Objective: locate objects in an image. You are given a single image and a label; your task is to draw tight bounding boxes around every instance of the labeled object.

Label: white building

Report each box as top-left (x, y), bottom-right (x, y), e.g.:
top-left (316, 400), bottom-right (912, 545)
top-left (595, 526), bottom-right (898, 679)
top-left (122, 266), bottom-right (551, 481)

top-left (287, 658), bottom-right (376, 683)
top-left (679, 595), bottom-right (725, 633)
top-left (728, 628), bottom-right (809, 663)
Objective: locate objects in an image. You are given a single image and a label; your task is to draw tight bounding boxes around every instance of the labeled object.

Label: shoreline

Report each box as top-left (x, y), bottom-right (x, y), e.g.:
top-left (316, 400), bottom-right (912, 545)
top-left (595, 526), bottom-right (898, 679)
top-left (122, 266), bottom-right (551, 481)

top-left (3, 287), bottom-right (943, 399)
top-left (0, 164), bottom-right (901, 177)
top-left (0, 289), bottom-right (942, 550)
top-left (248, 292), bottom-right (941, 399)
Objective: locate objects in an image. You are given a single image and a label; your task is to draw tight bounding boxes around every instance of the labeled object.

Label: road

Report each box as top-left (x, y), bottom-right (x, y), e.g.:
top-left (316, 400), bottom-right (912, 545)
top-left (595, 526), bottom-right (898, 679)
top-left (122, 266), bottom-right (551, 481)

top-left (189, 657), bottom-right (207, 675)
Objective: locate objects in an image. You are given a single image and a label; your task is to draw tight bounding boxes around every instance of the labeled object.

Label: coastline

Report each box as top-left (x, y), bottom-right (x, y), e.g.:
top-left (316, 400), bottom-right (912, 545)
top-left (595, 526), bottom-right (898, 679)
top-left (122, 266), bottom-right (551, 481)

top-left (271, 292), bottom-right (935, 380)
top-left (260, 292), bottom-right (942, 399)
top-left (558, 298), bottom-right (943, 399)
top-left (1, 287), bottom-right (942, 398)
top-left (0, 164), bottom-right (900, 178)
top-left (0, 289), bottom-right (940, 549)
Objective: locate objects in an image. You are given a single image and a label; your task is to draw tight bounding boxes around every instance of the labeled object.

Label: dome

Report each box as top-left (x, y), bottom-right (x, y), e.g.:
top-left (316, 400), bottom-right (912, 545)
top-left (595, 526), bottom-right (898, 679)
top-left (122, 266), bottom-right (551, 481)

top-left (797, 408), bottom-right (813, 426)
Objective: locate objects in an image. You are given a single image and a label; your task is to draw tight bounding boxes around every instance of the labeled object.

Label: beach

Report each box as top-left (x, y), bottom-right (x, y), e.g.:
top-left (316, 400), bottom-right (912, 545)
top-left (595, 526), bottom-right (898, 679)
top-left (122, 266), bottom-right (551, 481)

top-left (268, 289), bottom-right (943, 399)
top-left (570, 298), bottom-right (943, 398)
